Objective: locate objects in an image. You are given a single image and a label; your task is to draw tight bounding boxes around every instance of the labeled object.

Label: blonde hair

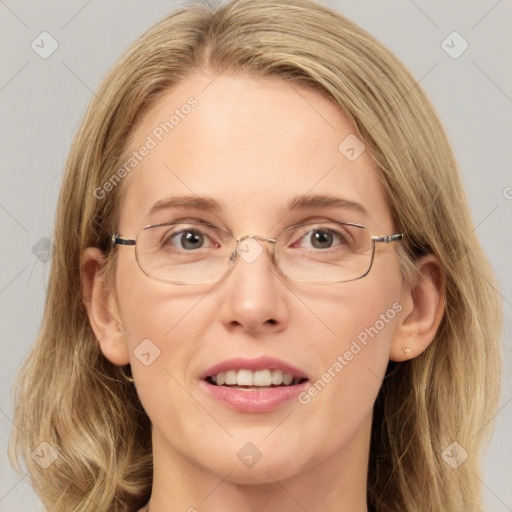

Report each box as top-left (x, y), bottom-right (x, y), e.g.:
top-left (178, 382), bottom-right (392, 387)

top-left (9, 1), bottom-right (502, 511)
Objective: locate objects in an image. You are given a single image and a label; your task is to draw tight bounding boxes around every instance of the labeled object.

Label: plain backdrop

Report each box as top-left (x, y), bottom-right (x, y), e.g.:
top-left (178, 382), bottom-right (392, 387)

top-left (1, 1), bottom-right (511, 511)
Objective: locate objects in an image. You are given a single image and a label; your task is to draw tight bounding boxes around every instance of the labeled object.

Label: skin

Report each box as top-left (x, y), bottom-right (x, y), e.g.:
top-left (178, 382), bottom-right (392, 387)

top-left (82, 73), bottom-right (445, 512)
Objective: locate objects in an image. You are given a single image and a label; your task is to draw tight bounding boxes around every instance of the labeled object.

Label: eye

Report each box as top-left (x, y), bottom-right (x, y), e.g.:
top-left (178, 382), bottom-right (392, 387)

top-left (164, 227), bottom-right (220, 251)
top-left (292, 227), bottom-right (351, 250)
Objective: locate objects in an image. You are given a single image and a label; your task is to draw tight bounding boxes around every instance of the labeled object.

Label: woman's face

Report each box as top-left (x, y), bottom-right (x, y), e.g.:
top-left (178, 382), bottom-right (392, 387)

top-left (110, 73), bottom-right (407, 484)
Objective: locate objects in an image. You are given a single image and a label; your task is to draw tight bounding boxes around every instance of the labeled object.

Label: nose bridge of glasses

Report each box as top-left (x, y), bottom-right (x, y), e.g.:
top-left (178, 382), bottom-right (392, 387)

top-left (235, 233), bottom-right (277, 244)
top-left (229, 233), bottom-right (277, 262)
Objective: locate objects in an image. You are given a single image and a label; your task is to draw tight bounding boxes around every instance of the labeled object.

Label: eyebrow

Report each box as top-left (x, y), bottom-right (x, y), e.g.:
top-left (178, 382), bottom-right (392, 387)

top-left (148, 193), bottom-right (368, 218)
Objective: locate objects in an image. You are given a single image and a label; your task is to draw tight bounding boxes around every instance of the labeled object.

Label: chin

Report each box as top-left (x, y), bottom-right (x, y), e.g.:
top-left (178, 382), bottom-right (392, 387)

top-left (202, 453), bottom-right (308, 485)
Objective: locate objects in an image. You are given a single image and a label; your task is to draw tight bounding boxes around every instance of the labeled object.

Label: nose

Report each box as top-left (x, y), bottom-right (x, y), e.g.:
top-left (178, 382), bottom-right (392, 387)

top-left (217, 234), bottom-right (290, 334)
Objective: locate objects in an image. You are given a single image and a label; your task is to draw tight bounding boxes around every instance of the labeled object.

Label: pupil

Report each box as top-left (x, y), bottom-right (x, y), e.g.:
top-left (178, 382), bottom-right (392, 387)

top-left (312, 230), bottom-right (332, 249)
top-left (182, 230), bottom-right (203, 250)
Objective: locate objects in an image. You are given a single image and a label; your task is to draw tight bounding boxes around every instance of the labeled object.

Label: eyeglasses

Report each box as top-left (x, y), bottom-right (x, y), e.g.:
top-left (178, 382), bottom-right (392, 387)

top-left (112, 221), bottom-right (403, 285)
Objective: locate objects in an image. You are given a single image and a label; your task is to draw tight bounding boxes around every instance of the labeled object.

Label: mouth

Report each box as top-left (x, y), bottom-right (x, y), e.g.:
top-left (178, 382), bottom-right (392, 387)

top-left (199, 356), bottom-right (310, 412)
top-left (204, 368), bottom-right (308, 390)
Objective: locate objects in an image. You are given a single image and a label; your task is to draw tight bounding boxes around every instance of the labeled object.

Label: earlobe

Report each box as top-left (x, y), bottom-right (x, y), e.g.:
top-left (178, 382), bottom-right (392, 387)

top-left (81, 247), bottom-right (130, 365)
top-left (390, 254), bottom-right (446, 362)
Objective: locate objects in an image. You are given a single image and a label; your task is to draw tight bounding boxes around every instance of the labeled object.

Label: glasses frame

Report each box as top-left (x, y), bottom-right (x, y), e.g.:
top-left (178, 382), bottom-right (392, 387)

top-left (112, 221), bottom-right (403, 285)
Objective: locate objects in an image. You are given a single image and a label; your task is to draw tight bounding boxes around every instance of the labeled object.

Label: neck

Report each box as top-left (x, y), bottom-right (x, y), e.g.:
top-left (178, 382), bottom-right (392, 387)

top-left (145, 413), bottom-right (372, 512)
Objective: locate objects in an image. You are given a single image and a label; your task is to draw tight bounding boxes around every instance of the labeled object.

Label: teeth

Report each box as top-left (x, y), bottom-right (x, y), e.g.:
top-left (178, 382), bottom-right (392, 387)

top-left (209, 369), bottom-right (303, 387)
top-left (254, 369), bottom-right (272, 386)
top-left (271, 369), bottom-right (283, 385)
top-left (237, 369), bottom-right (254, 386)
top-left (283, 372), bottom-right (293, 385)
top-left (225, 369), bottom-right (238, 385)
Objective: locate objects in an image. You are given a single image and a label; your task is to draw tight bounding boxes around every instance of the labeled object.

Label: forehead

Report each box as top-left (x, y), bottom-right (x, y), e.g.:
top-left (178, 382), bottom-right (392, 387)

top-left (116, 73), bottom-right (392, 234)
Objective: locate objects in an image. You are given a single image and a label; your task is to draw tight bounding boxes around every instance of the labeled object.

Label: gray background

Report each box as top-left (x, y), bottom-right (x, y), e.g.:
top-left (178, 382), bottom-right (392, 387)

top-left (1, 1), bottom-right (511, 510)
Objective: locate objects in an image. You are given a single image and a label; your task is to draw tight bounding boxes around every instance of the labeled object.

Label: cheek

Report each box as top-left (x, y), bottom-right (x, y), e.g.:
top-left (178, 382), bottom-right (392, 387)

top-left (114, 268), bottom-right (214, 434)
top-left (305, 264), bottom-right (401, 359)
top-left (297, 262), bottom-right (403, 422)
top-left (113, 251), bottom-right (207, 373)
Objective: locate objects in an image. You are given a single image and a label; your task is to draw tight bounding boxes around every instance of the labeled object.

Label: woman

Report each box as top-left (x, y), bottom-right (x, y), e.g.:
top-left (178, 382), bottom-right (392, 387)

top-left (9, 0), bottom-right (502, 511)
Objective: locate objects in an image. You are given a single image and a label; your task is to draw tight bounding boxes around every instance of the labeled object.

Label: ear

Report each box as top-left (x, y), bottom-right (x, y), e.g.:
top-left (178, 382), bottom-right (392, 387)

top-left (390, 254), bottom-right (445, 362)
top-left (81, 247), bottom-right (129, 365)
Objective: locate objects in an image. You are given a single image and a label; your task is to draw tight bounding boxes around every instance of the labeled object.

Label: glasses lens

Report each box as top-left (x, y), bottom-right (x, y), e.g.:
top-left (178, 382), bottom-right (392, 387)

top-left (136, 223), bottom-right (233, 284)
top-left (134, 221), bottom-right (373, 285)
top-left (276, 222), bottom-right (373, 283)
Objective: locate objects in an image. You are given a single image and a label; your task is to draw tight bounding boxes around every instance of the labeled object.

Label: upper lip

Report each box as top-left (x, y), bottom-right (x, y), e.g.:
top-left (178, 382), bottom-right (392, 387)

top-left (199, 356), bottom-right (309, 380)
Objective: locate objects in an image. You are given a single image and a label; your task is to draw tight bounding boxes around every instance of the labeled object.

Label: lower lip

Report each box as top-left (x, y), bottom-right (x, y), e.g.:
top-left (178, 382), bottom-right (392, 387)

top-left (199, 379), bottom-right (309, 413)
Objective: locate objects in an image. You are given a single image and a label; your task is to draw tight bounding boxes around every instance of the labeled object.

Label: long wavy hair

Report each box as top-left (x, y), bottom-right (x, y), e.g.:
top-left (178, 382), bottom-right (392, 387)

top-left (9, 1), bottom-right (502, 510)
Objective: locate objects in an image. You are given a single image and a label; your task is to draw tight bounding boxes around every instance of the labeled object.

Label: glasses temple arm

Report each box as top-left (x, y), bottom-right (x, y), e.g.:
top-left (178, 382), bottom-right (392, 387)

top-left (112, 234), bottom-right (136, 246)
top-left (372, 233), bottom-right (403, 244)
